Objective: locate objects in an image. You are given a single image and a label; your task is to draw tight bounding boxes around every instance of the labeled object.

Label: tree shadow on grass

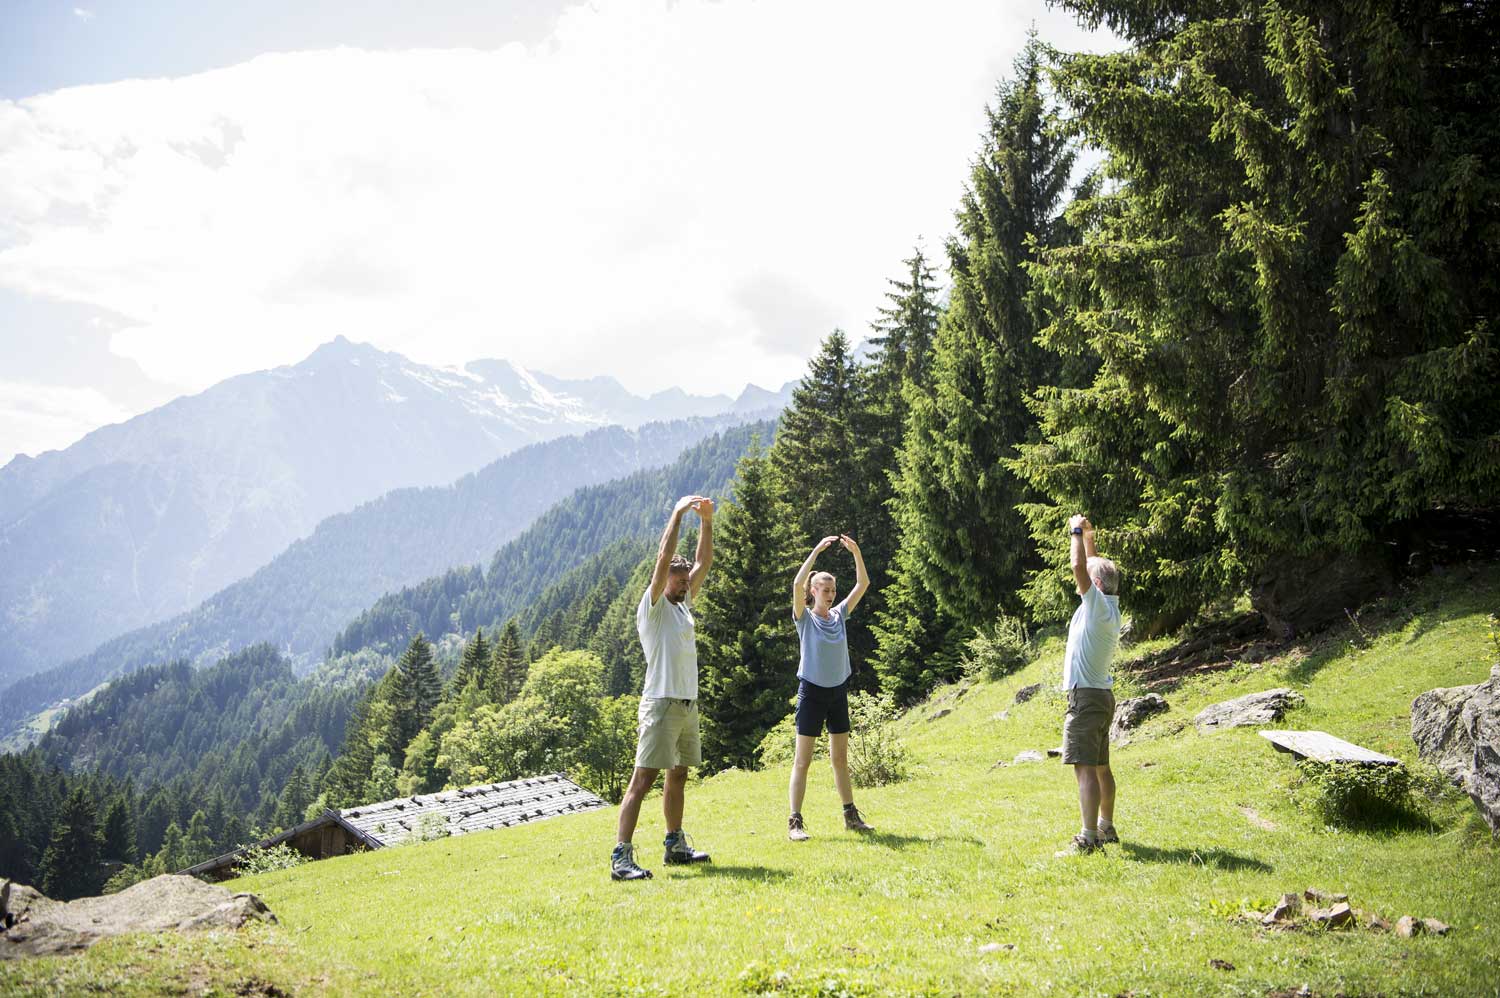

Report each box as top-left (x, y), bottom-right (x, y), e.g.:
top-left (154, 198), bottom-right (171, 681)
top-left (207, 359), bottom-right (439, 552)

top-left (1119, 842), bottom-right (1273, 873)
top-left (678, 863), bottom-right (792, 884)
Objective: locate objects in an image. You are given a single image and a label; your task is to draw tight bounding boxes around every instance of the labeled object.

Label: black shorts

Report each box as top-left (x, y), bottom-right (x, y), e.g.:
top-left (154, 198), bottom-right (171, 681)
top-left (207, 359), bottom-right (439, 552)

top-left (795, 679), bottom-right (851, 737)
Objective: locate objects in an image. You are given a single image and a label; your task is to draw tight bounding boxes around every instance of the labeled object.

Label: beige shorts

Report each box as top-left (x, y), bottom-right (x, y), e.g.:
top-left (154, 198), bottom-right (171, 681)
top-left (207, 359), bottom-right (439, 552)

top-left (1062, 687), bottom-right (1115, 766)
top-left (635, 697), bottom-right (703, 770)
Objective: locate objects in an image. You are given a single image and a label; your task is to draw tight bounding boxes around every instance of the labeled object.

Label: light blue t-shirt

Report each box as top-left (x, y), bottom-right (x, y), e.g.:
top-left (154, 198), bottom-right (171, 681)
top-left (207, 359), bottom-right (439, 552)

top-left (1061, 584), bottom-right (1120, 690)
top-left (795, 597), bottom-right (852, 688)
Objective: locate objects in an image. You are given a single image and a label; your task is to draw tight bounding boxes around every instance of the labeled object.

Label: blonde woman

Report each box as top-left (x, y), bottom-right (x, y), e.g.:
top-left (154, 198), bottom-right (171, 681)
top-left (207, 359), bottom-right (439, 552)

top-left (787, 534), bottom-right (874, 840)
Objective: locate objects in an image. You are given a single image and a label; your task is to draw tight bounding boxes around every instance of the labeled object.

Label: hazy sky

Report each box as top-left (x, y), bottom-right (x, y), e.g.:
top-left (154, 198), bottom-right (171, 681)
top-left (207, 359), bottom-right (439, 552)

top-left (0, 0), bottom-right (1119, 464)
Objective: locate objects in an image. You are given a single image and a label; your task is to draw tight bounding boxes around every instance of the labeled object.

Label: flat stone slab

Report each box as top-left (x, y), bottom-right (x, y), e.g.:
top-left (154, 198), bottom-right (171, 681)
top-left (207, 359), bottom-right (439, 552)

top-left (1195, 688), bottom-right (1304, 732)
top-left (1260, 730), bottom-right (1402, 766)
top-left (1, 875), bottom-right (275, 960)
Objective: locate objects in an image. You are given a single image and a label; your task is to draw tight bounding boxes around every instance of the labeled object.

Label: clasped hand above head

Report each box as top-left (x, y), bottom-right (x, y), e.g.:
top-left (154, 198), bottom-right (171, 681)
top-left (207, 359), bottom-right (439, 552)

top-left (674, 495), bottom-right (715, 519)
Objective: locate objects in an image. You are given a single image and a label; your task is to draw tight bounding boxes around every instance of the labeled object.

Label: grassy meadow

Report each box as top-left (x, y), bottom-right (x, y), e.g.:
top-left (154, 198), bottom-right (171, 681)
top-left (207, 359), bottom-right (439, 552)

top-left (5, 564), bottom-right (1498, 996)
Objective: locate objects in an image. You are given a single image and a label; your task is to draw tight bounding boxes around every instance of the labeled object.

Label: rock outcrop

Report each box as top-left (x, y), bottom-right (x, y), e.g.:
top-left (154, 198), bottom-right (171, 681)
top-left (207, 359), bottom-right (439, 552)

top-left (0, 875), bottom-right (276, 960)
top-left (1412, 663), bottom-right (1500, 835)
top-left (1111, 694), bottom-right (1169, 743)
top-left (1194, 689), bottom-right (1305, 732)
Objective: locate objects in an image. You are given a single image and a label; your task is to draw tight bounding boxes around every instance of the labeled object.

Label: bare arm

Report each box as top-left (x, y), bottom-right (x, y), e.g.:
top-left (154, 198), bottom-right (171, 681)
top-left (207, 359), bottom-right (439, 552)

top-left (1069, 514), bottom-right (1098, 596)
top-left (792, 536), bottom-right (838, 620)
top-left (688, 498), bottom-right (714, 600)
top-left (840, 535), bottom-right (871, 613)
top-left (649, 495), bottom-right (700, 603)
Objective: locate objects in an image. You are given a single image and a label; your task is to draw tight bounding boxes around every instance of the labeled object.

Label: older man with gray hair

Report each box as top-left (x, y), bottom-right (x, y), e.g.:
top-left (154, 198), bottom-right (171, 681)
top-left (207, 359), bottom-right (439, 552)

top-left (1057, 513), bottom-right (1122, 856)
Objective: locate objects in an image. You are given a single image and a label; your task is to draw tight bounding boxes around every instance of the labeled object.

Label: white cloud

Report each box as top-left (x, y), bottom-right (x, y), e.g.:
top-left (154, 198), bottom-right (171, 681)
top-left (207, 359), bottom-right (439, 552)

top-left (0, 0), bottom-right (1118, 400)
top-left (0, 382), bottom-right (132, 463)
top-left (72, 8), bottom-right (95, 22)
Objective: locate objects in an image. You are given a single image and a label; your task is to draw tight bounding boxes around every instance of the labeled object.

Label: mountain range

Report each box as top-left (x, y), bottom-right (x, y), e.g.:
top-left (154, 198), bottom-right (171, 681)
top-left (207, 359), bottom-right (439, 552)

top-left (0, 337), bottom-right (793, 690)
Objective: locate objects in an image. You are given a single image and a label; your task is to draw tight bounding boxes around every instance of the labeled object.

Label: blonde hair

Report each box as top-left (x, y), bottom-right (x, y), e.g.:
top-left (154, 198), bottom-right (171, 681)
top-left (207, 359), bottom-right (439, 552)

top-left (806, 571), bottom-right (836, 606)
top-left (1088, 557), bottom-right (1120, 596)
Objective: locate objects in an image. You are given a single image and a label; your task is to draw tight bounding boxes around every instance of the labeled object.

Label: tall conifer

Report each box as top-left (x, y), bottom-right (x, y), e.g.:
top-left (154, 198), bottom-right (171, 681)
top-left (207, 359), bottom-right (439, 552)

top-left (892, 36), bottom-right (1079, 630)
top-left (697, 442), bottom-right (803, 771)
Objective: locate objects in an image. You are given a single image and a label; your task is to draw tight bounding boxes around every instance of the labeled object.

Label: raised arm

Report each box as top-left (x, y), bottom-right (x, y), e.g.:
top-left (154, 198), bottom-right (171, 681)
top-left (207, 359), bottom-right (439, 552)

top-left (792, 535), bottom-right (838, 620)
top-left (840, 534), bottom-right (871, 613)
top-left (688, 497), bottom-right (714, 600)
top-left (649, 495), bottom-right (701, 603)
top-left (1069, 514), bottom-right (1099, 596)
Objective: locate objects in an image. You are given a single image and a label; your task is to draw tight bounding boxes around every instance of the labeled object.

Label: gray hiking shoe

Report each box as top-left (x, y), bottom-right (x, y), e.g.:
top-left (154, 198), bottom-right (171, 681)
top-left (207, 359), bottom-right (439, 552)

top-left (788, 812), bottom-right (810, 842)
top-left (1054, 833), bottom-right (1103, 857)
top-left (843, 806), bottom-right (874, 832)
top-left (1097, 823), bottom-right (1120, 844)
top-left (663, 830), bottom-right (711, 865)
top-left (610, 842), bottom-right (652, 881)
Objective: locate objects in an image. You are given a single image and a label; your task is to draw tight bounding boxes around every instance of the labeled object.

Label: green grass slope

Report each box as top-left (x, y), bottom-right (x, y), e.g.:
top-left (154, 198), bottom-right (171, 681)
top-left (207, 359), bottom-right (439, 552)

top-left (6, 565), bottom-right (1499, 997)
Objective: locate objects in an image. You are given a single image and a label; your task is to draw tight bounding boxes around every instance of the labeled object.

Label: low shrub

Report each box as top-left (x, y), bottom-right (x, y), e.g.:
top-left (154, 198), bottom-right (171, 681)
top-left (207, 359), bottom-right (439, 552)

top-left (1292, 760), bottom-right (1419, 826)
top-left (961, 614), bottom-right (1032, 681)
top-left (847, 692), bottom-right (910, 788)
top-left (233, 842), bottom-right (308, 876)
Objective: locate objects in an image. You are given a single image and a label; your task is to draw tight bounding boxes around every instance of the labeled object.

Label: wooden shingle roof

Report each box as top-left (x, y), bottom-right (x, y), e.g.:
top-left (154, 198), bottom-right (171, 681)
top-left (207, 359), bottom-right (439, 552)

top-left (339, 773), bottom-right (606, 846)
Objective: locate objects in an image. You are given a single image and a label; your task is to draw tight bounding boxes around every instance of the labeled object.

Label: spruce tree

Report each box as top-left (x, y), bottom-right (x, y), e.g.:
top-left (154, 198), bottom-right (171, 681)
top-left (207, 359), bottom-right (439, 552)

top-left (390, 634), bottom-right (441, 748)
top-left (1019, 0), bottom-right (1500, 634)
top-left (892, 35), bottom-right (1079, 631)
top-left (99, 794), bottom-right (137, 864)
top-left (454, 629), bottom-right (490, 694)
top-left (274, 766), bottom-right (312, 831)
top-left (488, 620), bottom-right (528, 705)
top-left (182, 810), bottom-right (214, 868)
top-left (769, 330), bottom-right (888, 676)
top-left (861, 248), bottom-right (961, 701)
top-left (39, 787), bottom-right (104, 900)
top-left (697, 441), bottom-right (803, 771)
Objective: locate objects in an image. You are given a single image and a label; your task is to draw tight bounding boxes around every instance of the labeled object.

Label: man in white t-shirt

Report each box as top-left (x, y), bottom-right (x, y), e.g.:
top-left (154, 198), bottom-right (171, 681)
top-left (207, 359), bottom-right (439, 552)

top-left (1057, 514), bottom-right (1122, 857)
top-left (611, 494), bottom-right (715, 881)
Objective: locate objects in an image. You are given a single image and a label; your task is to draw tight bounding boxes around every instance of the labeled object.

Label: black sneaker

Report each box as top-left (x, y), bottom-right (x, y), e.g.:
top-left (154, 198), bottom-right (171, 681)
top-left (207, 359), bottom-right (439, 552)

top-left (663, 830), bottom-right (711, 865)
top-left (610, 842), bottom-right (652, 881)
top-left (788, 813), bottom-right (810, 842)
top-left (843, 806), bottom-right (874, 832)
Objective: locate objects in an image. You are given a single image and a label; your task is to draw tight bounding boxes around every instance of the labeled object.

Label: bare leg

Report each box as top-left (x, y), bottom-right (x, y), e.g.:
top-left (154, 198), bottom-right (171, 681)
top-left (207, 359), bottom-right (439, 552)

top-left (828, 732), bottom-right (854, 806)
top-left (616, 767), bottom-right (660, 844)
top-left (1098, 765), bottom-right (1116, 825)
top-left (1074, 764), bottom-right (1101, 835)
top-left (789, 735), bottom-right (815, 814)
top-left (663, 765), bottom-right (688, 833)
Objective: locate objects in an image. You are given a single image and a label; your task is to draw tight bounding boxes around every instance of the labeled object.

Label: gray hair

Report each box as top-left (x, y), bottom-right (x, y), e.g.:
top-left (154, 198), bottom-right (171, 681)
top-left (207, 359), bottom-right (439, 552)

top-left (669, 555), bottom-right (692, 573)
top-left (1087, 556), bottom-right (1120, 596)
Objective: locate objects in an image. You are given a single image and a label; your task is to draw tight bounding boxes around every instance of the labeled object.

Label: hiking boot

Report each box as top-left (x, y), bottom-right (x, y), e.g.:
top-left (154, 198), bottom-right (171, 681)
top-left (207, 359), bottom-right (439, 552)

top-left (1097, 823), bottom-right (1120, 844)
top-left (663, 830), bottom-right (711, 865)
top-left (1054, 833), bottom-right (1102, 857)
top-left (788, 812), bottom-right (810, 842)
top-left (610, 842), bottom-right (652, 881)
top-left (843, 806), bottom-right (874, 832)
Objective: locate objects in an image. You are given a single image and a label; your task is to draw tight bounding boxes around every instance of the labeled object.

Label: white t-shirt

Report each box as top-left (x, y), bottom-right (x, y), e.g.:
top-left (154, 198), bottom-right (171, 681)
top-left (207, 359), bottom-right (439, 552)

top-left (637, 588), bottom-right (698, 699)
top-left (1061, 583), bottom-right (1120, 690)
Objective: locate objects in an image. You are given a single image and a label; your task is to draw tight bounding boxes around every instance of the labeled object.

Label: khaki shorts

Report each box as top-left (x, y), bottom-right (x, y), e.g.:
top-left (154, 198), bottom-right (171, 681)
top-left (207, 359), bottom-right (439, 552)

top-left (1062, 687), bottom-right (1115, 766)
top-left (635, 697), bottom-right (703, 770)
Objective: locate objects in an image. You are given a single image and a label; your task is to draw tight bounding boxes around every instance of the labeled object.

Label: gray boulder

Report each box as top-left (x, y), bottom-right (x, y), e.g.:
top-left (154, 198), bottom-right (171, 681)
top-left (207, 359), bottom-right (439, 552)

top-left (0, 875), bottom-right (276, 960)
top-left (1411, 681), bottom-right (1480, 785)
top-left (1194, 688), bottom-right (1305, 732)
top-left (1412, 663), bottom-right (1500, 835)
top-left (1013, 683), bottom-right (1042, 704)
top-left (1111, 694), bottom-right (1169, 743)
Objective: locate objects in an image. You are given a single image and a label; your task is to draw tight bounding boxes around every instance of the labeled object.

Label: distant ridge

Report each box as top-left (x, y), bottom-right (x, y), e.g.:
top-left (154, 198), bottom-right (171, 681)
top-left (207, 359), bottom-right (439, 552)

top-left (0, 337), bottom-right (793, 688)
